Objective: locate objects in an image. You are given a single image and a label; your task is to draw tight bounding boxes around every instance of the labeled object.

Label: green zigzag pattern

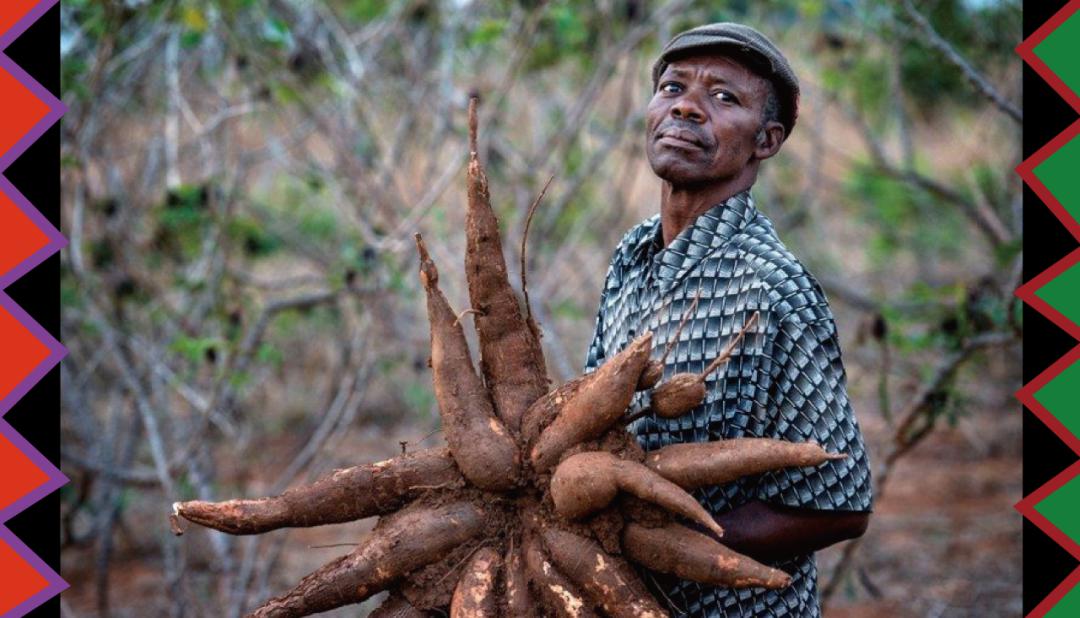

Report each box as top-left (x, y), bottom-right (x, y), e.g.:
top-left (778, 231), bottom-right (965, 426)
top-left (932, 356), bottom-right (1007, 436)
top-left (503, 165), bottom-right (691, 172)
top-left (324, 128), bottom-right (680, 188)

top-left (1027, 3), bottom-right (1080, 615)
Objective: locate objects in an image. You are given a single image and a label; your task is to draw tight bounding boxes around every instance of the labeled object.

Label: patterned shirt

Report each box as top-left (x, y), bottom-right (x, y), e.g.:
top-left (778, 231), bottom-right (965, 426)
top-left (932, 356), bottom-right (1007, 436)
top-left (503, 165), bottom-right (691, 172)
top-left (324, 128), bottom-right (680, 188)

top-left (585, 191), bottom-right (872, 617)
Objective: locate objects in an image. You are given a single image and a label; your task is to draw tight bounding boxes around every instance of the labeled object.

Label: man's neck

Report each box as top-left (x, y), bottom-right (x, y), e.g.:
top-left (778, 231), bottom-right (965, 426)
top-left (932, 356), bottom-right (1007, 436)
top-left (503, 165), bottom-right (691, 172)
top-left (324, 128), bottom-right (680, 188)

top-left (659, 177), bottom-right (754, 247)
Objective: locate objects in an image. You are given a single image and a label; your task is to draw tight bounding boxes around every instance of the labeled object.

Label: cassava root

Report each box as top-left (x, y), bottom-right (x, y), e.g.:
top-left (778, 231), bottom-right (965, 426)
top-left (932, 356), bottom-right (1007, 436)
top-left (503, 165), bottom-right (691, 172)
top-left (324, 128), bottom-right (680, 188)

top-left (523, 531), bottom-right (598, 618)
top-left (550, 451), bottom-right (724, 539)
top-left (172, 447), bottom-right (461, 535)
top-left (623, 522), bottom-right (791, 590)
top-left (247, 501), bottom-right (486, 617)
top-left (464, 97), bottom-right (549, 434)
top-left (645, 438), bottom-right (846, 490)
top-left (416, 234), bottom-right (521, 491)
top-left (530, 333), bottom-right (653, 472)
top-left (450, 546), bottom-right (502, 617)
top-left (541, 528), bottom-right (667, 618)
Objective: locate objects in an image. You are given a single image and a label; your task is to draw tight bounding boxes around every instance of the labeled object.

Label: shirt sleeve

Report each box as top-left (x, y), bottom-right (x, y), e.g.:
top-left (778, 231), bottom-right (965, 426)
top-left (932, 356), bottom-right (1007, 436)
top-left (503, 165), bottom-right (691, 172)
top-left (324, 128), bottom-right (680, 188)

top-left (584, 258), bottom-right (621, 374)
top-left (584, 311), bottom-right (605, 374)
top-left (753, 314), bottom-right (873, 512)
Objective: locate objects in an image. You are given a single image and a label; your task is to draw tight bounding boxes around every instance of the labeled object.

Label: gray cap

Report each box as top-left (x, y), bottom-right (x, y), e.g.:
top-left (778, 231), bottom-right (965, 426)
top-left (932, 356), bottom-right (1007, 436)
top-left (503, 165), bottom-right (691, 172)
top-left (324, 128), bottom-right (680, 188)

top-left (652, 22), bottom-right (800, 140)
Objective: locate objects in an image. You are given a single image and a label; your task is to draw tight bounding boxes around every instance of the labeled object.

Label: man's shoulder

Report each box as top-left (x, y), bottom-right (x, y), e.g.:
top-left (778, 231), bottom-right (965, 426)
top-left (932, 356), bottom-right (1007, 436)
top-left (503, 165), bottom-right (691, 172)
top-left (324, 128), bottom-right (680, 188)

top-left (731, 213), bottom-right (834, 326)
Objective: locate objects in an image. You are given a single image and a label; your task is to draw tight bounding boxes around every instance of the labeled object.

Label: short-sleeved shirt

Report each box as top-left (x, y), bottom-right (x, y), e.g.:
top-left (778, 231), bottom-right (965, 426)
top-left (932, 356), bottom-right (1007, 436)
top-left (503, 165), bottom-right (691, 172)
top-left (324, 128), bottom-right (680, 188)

top-left (584, 190), bottom-right (872, 617)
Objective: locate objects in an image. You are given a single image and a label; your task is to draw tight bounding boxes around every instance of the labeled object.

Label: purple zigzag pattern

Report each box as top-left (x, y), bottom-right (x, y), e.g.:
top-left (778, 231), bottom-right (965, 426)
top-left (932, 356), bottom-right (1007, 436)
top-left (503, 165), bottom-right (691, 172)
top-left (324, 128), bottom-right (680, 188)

top-left (0, 0), bottom-right (69, 615)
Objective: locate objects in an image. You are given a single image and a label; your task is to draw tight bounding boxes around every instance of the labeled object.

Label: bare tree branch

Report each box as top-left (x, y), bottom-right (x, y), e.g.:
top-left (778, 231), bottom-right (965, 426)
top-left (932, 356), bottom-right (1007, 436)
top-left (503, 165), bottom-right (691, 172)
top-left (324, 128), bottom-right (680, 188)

top-left (898, 0), bottom-right (1022, 124)
top-left (822, 330), bottom-right (1018, 606)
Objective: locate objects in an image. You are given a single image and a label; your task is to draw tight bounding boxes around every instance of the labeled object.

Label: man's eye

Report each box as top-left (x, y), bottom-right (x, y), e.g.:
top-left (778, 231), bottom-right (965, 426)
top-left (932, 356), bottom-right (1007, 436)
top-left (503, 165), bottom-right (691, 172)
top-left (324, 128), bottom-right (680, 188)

top-left (713, 90), bottom-right (738, 104)
top-left (660, 82), bottom-right (682, 94)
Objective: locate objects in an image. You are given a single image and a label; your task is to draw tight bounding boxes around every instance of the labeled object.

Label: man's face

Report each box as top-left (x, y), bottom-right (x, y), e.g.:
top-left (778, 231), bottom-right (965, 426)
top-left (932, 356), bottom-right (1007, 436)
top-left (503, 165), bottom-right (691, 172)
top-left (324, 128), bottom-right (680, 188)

top-left (646, 53), bottom-right (783, 186)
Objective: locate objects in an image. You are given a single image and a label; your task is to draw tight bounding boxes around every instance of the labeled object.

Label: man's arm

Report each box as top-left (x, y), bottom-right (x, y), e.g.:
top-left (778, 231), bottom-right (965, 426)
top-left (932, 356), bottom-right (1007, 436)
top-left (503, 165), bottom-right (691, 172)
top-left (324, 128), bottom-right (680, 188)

top-left (730, 306), bottom-right (872, 563)
top-left (712, 500), bottom-right (869, 563)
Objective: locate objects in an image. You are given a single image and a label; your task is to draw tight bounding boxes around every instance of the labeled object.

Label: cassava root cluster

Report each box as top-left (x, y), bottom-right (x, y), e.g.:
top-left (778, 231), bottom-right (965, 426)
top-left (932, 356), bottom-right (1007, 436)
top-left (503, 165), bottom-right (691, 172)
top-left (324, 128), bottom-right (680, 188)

top-left (170, 97), bottom-right (845, 617)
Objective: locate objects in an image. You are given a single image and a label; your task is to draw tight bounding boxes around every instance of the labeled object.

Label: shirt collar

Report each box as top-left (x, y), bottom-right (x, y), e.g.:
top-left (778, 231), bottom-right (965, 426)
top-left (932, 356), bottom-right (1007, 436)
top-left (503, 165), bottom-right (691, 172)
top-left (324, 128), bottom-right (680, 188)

top-left (632, 190), bottom-right (758, 292)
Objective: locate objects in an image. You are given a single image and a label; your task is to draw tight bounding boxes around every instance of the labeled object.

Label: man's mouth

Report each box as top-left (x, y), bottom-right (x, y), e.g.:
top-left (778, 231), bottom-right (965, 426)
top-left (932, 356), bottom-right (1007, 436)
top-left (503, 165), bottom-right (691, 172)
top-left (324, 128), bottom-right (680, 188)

top-left (656, 128), bottom-right (705, 150)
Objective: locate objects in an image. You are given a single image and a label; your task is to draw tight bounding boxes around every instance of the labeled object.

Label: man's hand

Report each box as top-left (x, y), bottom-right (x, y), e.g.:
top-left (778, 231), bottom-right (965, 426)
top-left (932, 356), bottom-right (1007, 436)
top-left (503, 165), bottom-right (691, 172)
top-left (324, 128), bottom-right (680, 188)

top-left (711, 500), bottom-right (870, 563)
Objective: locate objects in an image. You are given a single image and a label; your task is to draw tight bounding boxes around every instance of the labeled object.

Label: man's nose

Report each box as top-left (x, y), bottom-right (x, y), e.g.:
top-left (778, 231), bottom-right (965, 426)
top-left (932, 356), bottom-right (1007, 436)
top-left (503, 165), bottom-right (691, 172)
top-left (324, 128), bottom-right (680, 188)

top-left (670, 94), bottom-right (705, 123)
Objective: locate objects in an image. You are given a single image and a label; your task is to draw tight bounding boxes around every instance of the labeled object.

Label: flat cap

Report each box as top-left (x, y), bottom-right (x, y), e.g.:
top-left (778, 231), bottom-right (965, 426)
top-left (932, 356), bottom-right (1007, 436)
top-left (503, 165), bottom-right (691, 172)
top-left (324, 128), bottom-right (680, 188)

top-left (652, 22), bottom-right (800, 140)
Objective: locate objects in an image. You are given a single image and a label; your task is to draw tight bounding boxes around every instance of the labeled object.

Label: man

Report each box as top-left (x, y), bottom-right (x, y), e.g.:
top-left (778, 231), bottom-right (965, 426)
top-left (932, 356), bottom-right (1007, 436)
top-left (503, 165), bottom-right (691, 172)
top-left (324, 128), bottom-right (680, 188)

top-left (584, 23), bottom-right (873, 617)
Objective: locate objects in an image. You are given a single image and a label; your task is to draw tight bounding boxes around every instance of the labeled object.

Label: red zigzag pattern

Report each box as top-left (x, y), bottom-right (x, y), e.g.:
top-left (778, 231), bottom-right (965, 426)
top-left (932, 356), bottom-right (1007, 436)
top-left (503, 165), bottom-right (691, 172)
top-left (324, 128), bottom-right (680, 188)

top-left (0, 0), bottom-right (69, 616)
top-left (1014, 1), bottom-right (1080, 616)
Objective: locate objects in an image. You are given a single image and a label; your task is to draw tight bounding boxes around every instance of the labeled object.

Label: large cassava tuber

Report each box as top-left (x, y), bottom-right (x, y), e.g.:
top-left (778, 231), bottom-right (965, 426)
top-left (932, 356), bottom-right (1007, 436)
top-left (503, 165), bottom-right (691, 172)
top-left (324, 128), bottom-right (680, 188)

top-left (541, 528), bottom-right (668, 618)
top-left (644, 439), bottom-right (847, 490)
top-left (249, 501), bottom-right (486, 617)
top-left (529, 333), bottom-right (653, 472)
top-left (523, 531), bottom-right (597, 618)
top-left (550, 451), bottom-right (724, 539)
top-left (623, 522), bottom-right (792, 590)
top-left (464, 97), bottom-right (549, 434)
top-left (416, 233), bottom-right (521, 491)
top-left (450, 546), bottom-right (503, 617)
top-left (171, 447), bottom-right (462, 535)
top-left (504, 537), bottom-right (537, 618)
top-left (170, 96), bottom-right (846, 617)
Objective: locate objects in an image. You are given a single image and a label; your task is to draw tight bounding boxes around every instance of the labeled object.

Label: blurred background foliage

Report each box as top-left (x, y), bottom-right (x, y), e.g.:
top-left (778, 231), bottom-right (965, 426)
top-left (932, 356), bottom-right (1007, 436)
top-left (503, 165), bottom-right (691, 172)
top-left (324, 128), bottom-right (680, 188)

top-left (60, 0), bottom-right (1022, 616)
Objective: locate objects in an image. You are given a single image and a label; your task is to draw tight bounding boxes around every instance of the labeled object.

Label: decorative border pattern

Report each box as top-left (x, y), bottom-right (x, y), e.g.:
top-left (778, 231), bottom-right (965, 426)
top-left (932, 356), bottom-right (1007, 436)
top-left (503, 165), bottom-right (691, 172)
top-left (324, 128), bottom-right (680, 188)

top-left (0, 0), bottom-right (68, 615)
top-left (1015, 1), bottom-right (1080, 616)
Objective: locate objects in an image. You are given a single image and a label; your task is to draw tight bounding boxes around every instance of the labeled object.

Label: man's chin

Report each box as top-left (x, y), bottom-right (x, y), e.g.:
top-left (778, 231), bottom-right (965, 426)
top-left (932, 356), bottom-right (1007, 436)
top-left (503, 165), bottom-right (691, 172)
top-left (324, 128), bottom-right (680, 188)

top-left (648, 158), bottom-right (711, 185)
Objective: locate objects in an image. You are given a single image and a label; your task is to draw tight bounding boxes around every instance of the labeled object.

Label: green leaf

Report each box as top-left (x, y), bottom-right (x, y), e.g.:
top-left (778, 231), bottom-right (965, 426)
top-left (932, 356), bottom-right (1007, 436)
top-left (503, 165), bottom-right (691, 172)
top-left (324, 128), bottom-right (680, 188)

top-left (271, 81), bottom-right (301, 104)
top-left (820, 66), bottom-right (842, 92)
top-left (993, 238), bottom-right (1022, 268)
top-left (261, 16), bottom-right (292, 47)
top-left (550, 6), bottom-right (588, 48)
top-left (169, 335), bottom-right (224, 364)
top-left (346, 0), bottom-right (390, 22)
top-left (404, 381), bottom-right (435, 417)
top-left (551, 299), bottom-right (586, 320)
top-left (61, 276), bottom-right (82, 310)
top-left (229, 370), bottom-right (251, 389)
top-left (298, 209), bottom-right (339, 242)
top-left (386, 260), bottom-right (410, 294)
top-left (181, 6), bottom-right (208, 33)
top-left (270, 309), bottom-right (301, 337)
top-left (255, 342), bottom-right (284, 368)
top-left (180, 30), bottom-right (204, 49)
top-left (798, 0), bottom-right (825, 20)
top-left (227, 216), bottom-right (283, 258)
top-left (469, 18), bottom-right (506, 48)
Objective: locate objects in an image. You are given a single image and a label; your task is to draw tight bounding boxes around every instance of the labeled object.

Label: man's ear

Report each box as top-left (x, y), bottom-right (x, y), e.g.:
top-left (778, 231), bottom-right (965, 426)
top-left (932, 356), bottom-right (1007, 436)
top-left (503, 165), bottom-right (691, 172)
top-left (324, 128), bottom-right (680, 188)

top-left (754, 121), bottom-right (785, 161)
